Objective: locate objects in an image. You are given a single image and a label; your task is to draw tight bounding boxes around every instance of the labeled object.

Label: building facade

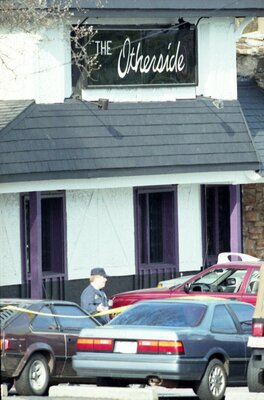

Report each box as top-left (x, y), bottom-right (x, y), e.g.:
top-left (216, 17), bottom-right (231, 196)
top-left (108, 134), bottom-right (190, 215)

top-left (0, 1), bottom-right (263, 303)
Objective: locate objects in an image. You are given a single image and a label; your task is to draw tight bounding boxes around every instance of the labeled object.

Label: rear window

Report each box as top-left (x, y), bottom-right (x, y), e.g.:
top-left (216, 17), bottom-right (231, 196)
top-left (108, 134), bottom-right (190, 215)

top-left (0, 307), bottom-right (17, 328)
top-left (109, 302), bottom-right (206, 327)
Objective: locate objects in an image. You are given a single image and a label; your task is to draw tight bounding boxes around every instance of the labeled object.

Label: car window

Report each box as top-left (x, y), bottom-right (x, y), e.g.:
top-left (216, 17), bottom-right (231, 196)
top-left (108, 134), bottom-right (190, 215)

top-left (246, 269), bottom-right (260, 294)
top-left (211, 305), bottom-right (237, 334)
top-left (190, 268), bottom-right (247, 293)
top-left (228, 303), bottom-right (254, 334)
top-left (109, 303), bottom-right (206, 327)
top-left (52, 305), bottom-right (98, 331)
top-left (31, 306), bottom-right (58, 331)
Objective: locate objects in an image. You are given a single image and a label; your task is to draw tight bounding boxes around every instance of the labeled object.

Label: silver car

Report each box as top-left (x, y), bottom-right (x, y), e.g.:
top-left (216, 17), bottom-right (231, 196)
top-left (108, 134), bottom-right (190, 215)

top-left (73, 298), bottom-right (254, 400)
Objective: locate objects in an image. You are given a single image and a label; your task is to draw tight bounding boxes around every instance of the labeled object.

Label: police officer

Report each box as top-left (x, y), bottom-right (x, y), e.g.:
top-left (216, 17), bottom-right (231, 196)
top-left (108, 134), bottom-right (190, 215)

top-left (80, 267), bottom-right (109, 325)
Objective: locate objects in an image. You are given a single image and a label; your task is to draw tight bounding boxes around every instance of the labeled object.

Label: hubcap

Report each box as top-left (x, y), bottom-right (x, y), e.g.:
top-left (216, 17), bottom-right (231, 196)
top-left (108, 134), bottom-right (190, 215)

top-left (209, 365), bottom-right (225, 397)
top-left (29, 360), bottom-right (46, 391)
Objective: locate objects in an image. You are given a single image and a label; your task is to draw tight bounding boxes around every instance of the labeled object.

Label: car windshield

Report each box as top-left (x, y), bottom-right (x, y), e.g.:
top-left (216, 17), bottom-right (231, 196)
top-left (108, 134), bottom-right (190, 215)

top-left (109, 302), bottom-right (207, 327)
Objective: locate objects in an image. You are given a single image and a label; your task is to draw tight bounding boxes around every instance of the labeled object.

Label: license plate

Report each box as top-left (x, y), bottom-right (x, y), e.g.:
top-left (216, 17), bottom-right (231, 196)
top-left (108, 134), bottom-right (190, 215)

top-left (114, 341), bottom-right (137, 354)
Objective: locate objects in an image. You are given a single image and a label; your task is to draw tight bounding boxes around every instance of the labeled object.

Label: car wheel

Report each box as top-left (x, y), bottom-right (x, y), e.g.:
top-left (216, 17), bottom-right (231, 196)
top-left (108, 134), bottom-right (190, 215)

top-left (247, 356), bottom-right (264, 392)
top-left (196, 358), bottom-right (227, 400)
top-left (14, 354), bottom-right (50, 396)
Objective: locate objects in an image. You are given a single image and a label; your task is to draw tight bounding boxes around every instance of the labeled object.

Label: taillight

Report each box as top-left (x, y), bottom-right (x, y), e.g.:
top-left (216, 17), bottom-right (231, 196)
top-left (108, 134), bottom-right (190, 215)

top-left (138, 339), bottom-right (184, 355)
top-left (252, 322), bottom-right (264, 337)
top-left (77, 338), bottom-right (113, 352)
top-left (138, 340), bottom-right (159, 353)
top-left (0, 339), bottom-right (10, 351)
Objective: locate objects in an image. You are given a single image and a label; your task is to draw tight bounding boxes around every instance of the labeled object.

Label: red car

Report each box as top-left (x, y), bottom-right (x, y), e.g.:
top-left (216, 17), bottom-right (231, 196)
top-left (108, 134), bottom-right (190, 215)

top-left (111, 253), bottom-right (262, 310)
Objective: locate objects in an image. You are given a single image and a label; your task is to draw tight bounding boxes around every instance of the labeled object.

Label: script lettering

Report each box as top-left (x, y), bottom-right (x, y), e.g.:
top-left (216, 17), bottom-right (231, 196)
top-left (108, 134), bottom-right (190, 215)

top-left (117, 38), bottom-right (186, 78)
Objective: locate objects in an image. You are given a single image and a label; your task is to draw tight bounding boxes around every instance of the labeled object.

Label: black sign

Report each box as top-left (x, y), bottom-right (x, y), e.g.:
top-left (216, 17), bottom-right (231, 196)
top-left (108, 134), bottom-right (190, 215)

top-left (87, 27), bottom-right (197, 86)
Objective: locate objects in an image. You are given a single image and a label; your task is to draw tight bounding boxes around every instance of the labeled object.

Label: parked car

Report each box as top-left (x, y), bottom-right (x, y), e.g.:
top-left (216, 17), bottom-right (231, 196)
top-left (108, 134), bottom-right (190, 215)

top-left (157, 274), bottom-right (195, 288)
top-left (73, 298), bottom-right (254, 400)
top-left (110, 253), bottom-right (262, 310)
top-left (247, 263), bottom-right (264, 393)
top-left (0, 298), bottom-right (99, 395)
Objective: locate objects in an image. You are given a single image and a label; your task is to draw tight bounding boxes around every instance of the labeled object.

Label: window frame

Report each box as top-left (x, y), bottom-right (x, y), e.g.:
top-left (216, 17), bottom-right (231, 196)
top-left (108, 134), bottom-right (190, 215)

top-left (21, 191), bottom-right (67, 283)
top-left (134, 186), bottom-right (179, 273)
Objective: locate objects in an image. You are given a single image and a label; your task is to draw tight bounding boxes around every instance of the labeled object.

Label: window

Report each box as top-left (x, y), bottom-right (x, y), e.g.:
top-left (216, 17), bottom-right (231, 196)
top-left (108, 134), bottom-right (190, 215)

top-left (31, 306), bottom-right (58, 331)
top-left (202, 185), bottom-right (242, 267)
top-left (52, 305), bottom-right (99, 331)
top-left (110, 303), bottom-right (206, 328)
top-left (211, 305), bottom-right (237, 334)
top-left (135, 187), bottom-right (178, 270)
top-left (228, 303), bottom-right (254, 334)
top-left (21, 192), bottom-right (66, 277)
top-left (246, 269), bottom-right (260, 294)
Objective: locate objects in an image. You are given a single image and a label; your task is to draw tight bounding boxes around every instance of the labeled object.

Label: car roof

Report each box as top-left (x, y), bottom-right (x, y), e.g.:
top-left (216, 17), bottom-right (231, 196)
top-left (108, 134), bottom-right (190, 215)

top-left (211, 261), bottom-right (262, 268)
top-left (0, 298), bottom-right (78, 306)
top-left (131, 297), bottom-right (254, 307)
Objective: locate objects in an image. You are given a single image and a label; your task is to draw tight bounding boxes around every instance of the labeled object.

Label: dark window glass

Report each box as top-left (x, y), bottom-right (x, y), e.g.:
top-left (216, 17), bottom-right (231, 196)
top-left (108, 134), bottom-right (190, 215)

top-left (137, 188), bottom-right (177, 267)
top-left (31, 306), bottom-right (58, 331)
top-left (52, 305), bottom-right (98, 331)
top-left (41, 197), bottom-right (64, 273)
top-left (202, 185), bottom-right (230, 266)
top-left (110, 303), bottom-right (206, 327)
top-left (228, 303), bottom-right (254, 334)
top-left (22, 193), bottom-right (65, 277)
top-left (211, 305), bottom-right (237, 334)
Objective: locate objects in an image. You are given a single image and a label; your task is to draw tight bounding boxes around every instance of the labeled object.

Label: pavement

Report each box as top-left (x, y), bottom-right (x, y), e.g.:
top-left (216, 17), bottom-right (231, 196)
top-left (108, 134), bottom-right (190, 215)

top-left (1, 383), bottom-right (264, 399)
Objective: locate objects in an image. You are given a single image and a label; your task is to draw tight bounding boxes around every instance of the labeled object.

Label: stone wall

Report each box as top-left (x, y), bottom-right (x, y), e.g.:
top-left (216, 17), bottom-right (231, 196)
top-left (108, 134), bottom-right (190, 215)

top-left (242, 184), bottom-right (264, 259)
top-left (236, 17), bottom-right (264, 89)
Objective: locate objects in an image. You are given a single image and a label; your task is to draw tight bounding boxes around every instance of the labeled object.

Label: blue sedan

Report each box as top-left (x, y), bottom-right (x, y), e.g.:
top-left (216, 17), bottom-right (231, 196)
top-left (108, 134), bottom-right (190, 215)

top-left (73, 299), bottom-right (254, 400)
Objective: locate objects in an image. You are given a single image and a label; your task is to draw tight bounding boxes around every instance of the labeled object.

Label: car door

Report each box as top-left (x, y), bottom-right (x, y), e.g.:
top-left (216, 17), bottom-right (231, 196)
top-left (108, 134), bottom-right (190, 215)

top-left (210, 304), bottom-right (248, 383)
top-left (30, 305), bottom-right (66, 376)
top-left (52, 304), bottom-right (99, 377)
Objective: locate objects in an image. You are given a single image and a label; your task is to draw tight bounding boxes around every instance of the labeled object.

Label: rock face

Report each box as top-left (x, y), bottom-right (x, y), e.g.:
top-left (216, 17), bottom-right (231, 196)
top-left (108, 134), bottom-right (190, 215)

top-left (243, 184), bottom-right (264, 260)
top-left (236, 20), bottom-right (264, 89)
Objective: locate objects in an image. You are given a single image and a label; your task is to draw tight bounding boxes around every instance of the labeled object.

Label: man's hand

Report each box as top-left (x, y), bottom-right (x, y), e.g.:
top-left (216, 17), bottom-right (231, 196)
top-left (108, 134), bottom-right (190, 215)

top-left (97, 303), bottom-right (109, 312)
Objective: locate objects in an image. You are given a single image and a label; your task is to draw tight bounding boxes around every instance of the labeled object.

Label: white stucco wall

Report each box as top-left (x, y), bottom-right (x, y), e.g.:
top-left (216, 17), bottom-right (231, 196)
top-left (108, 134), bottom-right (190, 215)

top-left (0, 194), bottom-right (22, 286)
top-left (177, 184), bottom-right (203, 271)
top-left (66, 188), bottom-right (135, 280)
top-left (197, 17), bottom-right (237, 100)
top-left (0, 25), bottom-right (71, 103)
top-left (0, 16), bottom-right (239, 103)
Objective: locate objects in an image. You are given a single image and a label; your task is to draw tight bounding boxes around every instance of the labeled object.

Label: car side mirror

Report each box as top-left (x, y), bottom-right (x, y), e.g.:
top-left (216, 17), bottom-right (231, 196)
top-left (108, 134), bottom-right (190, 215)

top-left (184, 283), bottom-right (190, 293)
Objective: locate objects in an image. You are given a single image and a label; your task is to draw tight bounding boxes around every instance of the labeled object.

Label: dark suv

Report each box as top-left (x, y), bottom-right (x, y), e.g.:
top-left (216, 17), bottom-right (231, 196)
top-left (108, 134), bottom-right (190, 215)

top-left (0, 299), bottom-right (99, 395)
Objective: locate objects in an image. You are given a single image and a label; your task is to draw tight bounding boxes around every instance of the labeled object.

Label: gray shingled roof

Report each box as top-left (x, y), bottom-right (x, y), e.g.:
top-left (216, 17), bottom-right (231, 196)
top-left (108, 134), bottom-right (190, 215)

top-left (0, 100), bottom-right (33, 131)
top-left (238, 80), bottom-right (264, 176)
top-left (68, 0), bottom-right (264, 17)
top-left (0, 97), bottom-right (260, 183)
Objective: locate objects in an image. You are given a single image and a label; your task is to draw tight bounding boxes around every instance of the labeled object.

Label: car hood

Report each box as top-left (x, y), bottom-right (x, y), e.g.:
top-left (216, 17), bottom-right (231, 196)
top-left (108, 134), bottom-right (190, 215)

top-left (110, 287), bottom-right (184, 308)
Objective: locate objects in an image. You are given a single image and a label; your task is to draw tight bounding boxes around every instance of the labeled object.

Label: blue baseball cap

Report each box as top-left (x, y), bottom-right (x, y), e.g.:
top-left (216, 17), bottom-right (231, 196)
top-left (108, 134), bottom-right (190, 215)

top-left (90, 267), bottom-right (108, 277)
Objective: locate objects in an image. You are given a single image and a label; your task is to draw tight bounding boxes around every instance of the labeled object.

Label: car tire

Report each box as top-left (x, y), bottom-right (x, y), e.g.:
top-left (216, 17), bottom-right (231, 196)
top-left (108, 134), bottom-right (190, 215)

top-left (247, 356), bottom-right (264, 392)
top-left (195, 358), bottom-right (227, 400)
top-left (14, 353), bottom-right (50, 396)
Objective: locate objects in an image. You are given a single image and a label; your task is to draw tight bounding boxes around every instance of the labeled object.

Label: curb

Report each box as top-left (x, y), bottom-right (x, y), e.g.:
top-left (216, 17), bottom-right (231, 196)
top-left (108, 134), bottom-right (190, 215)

top-left (49, 385), bottom-right (159, 400)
